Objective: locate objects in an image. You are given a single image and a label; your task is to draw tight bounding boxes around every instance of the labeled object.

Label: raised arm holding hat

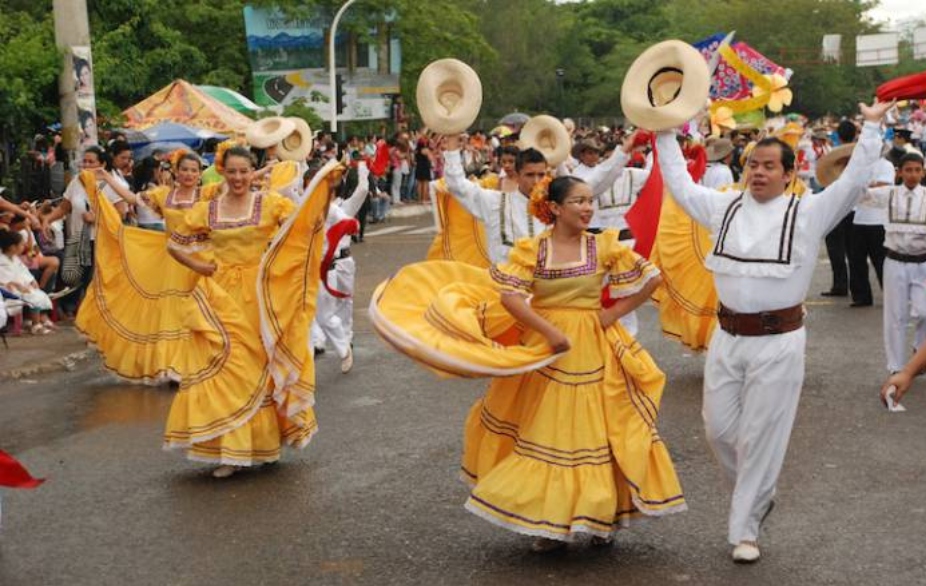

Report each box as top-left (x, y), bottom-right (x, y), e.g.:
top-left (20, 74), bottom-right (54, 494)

top-left (654, 98), bottom-right (892, 563)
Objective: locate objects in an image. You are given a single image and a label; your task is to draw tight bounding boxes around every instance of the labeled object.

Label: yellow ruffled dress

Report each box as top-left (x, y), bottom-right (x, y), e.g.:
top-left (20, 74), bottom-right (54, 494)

top-left (372, 229), bottom-right (686, 540)
top-left (649, 190), bottom-right (718, 352)
top-left (425, 178), bottom-right (491, 268)
top-left (75, 180), bottom-right (223, 382)
top-left (163, 165), bottom-right (335, 465)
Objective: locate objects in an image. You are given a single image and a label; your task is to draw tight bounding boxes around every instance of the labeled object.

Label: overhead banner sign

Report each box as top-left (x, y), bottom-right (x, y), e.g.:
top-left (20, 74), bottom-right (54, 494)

top-left (243, 5), bottom-right (401, 122)
top-left (856, 33), bottom-right (899, 67)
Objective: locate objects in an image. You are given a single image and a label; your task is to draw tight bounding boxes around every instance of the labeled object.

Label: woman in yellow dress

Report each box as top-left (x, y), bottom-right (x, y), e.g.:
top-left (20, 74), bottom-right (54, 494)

top-left (164, 146), bottom-right (334, 477)
top-left (371, 175), bottom-right (686, 550)
top-left (77, 150), bottom-right (225, 382)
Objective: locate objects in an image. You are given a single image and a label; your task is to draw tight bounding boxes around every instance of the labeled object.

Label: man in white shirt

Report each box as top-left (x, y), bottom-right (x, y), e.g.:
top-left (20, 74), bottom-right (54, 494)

top-left (442, 134), bottom-right (630, 264)
top-left (655, 100), bottom-right (891, 563)
top-left (311, 162), bottom-right (370, 374)
top-left (848, 154), bottom-right (895, 307)
top-left (702, 137), bottom-right (735, 189)
top-left (858, 152), bottom-right (926, 372)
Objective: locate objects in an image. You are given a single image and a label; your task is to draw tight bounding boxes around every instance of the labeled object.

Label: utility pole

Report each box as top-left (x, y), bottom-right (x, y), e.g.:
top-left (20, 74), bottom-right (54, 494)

top-left (52, 0), bottom-right (93, 168)
top-left (329, 0), bottom-right (359, 134)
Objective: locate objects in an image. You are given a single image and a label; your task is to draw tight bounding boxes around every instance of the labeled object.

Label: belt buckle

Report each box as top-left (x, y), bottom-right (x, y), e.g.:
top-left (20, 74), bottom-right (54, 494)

top-left (760, 312), bottom-right (781, 333)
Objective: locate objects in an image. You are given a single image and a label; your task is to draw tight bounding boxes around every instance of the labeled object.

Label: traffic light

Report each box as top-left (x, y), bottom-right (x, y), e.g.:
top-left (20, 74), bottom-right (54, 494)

top-left (335, 73), bottom-right (346, 115)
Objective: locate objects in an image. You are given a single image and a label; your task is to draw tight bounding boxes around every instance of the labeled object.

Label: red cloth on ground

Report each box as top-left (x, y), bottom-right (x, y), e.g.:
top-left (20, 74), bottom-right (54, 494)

top-left (0, 450), bottom-right (44, 489)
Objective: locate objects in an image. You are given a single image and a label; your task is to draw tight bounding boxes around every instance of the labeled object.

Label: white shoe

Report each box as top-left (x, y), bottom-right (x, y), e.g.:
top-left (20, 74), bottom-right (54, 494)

top-left (732, 541), bottom-right (760, 563)
top-left (340, 347), bottom-right (353, 374)
top-left (212, 465), bottom-right (237, 479)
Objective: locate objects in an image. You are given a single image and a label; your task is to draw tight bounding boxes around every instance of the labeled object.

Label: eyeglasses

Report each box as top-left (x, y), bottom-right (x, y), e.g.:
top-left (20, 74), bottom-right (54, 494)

top-left (562, 197), bottom-right (595, 206)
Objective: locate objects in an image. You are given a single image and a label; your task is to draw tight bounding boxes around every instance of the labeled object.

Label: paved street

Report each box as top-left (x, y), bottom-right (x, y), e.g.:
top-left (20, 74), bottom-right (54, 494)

top-left (2, 215), bottom-right (925, 586)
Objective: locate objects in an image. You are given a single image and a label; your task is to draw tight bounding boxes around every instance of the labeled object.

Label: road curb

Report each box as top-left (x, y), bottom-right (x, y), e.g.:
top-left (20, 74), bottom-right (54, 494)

top-left (387, 204), bottom-right (432, 219)
top-left (2, 348), bottom-right (95, 380)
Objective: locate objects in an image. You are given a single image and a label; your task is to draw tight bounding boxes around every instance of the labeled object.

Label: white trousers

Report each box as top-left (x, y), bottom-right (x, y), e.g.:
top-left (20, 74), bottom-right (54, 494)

top-left (882, 257), bottom-right (926, 372)
top-left (311, 257), bottom-right (355, 359)
top-left (391, 169), bottom-right (405, 204)
top-left (703, 327), bottom-right (805, 545)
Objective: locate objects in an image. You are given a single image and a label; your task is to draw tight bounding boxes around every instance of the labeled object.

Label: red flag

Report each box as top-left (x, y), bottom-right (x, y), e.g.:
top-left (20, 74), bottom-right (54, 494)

top-left (877, 71), bottom-right (926, 101)
top-left (0, 450), bottom-right (44, 489)
top-left (320, 218), bottom-right (360, 299)
top-left (625, 140), bottom-right (664, 259)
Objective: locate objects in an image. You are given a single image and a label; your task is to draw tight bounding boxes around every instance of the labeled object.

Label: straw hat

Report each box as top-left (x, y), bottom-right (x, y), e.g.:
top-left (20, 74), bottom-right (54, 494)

top-left (518, 115), bottom-right (571, 167)
top-left (706, 137), bottom-right (734, 162)
top-left (416, 59), bottom-right (483, 135)
top-left (815, 144), bottom-right (854, 187)
top-left (276, 117), bottom-right (314, 162)
top-left (571, 138), bottom-right (604, 159)
top-left (620, 40), bottom-right (711, 132)
top-left (246, 117), bottom-right (296, 149)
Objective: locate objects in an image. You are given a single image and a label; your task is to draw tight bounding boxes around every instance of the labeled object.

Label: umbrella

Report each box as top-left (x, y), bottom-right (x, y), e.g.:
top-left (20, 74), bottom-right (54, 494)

top-left (198, 85), bottom-right (264, 115)
top-left (121, 128), bottom-right (152, 146)
top-left (498, 112), bottom-right (530, 128)
top-left (142, 122), bottom-right (227, 145)
top-left (490, 124), bottom-right (516, 138)
top-left (133, 141), bottom-right (196, 160)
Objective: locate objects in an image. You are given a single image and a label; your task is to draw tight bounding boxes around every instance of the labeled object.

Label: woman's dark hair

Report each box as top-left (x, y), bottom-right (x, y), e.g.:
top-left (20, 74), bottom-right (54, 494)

top-left (516, 148), bottom-right (546, 172)
top-left (547, 176), bottom-right (586, 205)
top-left (74, 57), bottom-right (90, 78)
top-left (83, 145), bottom-right (107, 167)
top-left (107, 141), bottom-right (132, 171)
top-left (223, 146), bottom-right (254, 168)
top-left (500, 145), bottom-right (520, 159)
top-left (177, 152), bottom-right (204, 170)
top-left (753, 137), bottom-right (796, 173)
top-left (78, 109), bottom-right (95, 131)
top-left (0, 229), bottom-right (23, 252)
top-left (133, 156), bottom-right (158, 191)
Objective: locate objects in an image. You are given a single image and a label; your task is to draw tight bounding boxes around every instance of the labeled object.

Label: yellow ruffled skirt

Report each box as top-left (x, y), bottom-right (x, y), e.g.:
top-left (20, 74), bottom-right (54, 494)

top-left (425, 181), bottom-right (491, 268)
top-left (371, 261), bottom-right (686, 540)
top-left (650, 190), bottom-right (718, 351)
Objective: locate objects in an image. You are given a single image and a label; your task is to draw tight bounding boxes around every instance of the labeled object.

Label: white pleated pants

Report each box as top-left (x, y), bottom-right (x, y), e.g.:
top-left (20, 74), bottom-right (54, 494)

top-left (703, 326), bottom-right (806, 545)
top-left (310, 257), bottom-right (355, 359)
top-left (882, 257), bottom-right (926, 372)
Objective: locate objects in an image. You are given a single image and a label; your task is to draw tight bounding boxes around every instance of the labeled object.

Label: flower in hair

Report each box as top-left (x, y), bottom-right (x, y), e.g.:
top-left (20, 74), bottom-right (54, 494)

top-left (214, 138), bottom-right (246, 173)
top-left (529, 175), bottom-right (555, 225)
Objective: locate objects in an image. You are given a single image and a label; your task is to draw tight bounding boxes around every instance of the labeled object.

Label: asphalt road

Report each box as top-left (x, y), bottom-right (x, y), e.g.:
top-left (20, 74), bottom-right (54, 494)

top-left (1, 216), bottom-right (925, 586)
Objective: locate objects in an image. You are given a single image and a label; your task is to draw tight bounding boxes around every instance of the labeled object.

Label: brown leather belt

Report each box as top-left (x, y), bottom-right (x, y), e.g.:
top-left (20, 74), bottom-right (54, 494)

top-left (717, 303), bottom-right (804, 337)
top-left (886, 249), bottom-right (926, 263)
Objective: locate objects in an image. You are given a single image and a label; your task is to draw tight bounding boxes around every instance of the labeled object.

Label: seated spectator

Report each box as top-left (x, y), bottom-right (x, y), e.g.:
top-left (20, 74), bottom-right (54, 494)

top-left (0, 230), bottom-right (55, 334)
top-left (7, 210), bottom-right (60, 294)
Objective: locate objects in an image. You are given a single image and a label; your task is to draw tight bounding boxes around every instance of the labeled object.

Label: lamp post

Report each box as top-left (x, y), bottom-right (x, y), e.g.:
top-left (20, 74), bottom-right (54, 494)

top-left (555, 68), bottom-right (566, 119)
top-left (329, 0), bottom-right (359, 133)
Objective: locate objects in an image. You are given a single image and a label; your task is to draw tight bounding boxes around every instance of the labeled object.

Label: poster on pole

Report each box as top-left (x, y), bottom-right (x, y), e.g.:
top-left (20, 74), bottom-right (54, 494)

top-left (856, 33), bottom-right (899, 67)
top-left (243, 5), bottom-right (401, 123)
top-left (72, 46), bottom-right (98, 147)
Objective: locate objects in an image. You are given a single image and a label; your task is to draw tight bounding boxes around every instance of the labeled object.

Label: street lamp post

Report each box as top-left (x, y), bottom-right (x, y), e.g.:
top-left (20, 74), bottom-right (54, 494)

top-left (329, 0), bottom-right (359, 134)
top-left (555, 68), bottom-right (566, 119)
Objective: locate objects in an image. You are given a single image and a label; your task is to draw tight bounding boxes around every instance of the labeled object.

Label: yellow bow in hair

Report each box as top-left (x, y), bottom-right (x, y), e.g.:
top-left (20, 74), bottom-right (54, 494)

top-left (710, 106), bottom-right (737, 136)
top-left (752, 73), bottom-right (792, 113)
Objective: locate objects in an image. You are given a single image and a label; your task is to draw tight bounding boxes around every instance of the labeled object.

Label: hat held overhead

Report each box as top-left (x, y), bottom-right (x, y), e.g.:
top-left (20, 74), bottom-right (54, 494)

top-left (246, 116), bottom-right (296, 149)
top-left (416, 59), bottom-right (483, 135)
top-left (277, 117), bottom-right (314, 162)
top-left (518, 115), bottom-right (572, 167)
top-left (621, 40), bottom-right (711, 132)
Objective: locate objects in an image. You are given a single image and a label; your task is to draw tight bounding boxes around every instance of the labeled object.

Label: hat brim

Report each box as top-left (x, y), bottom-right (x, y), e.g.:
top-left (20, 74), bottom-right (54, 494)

top-left (277, 117), bottom-right (314, 162)
top-left (518, 115), bottom-right (571, 167)
top-left (246, 117), bottom-right (296, 149)
top-left (815, 143), bottom-right (855, 187)
top-left (416, 59), bottom-right (483, 135)
top-left (620, 40), bottom-right (711, 132)
top-left (707, 144), bottom-right (734, 162)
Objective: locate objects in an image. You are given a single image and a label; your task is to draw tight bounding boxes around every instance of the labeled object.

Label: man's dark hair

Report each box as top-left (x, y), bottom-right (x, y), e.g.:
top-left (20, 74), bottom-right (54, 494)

top-left (500, 145), bottom-right (520, 159)
top-left (899, 152), bottom-right (925, 169)
top-left (515, 147), bottom-right (546, 172)
top-left (836, 120), bottom-right (857, 144)
top-left (754, 137), bottom-right (796, 173)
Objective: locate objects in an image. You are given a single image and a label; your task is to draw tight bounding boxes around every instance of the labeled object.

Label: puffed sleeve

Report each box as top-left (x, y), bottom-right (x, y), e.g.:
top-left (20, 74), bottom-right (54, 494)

top-left (489, 236), bottom-right (537, 295)
top-left (268, 192), bottom-right (296, 225)
top-left (139, 186), bottom-right (168, 217)
top-left (168, 200), bottom-right (211, 253)
top-left (601, 229), bottom-right (660, 298)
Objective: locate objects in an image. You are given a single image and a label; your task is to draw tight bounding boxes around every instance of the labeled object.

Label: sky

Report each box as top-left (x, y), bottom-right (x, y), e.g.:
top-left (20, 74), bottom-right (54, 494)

top-left (867, 0), bottom-right (926, 28)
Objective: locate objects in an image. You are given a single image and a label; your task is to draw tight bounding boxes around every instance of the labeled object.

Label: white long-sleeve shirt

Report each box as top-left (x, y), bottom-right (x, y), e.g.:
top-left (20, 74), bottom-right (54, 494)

top-left (656, 121), bottom-right (882, 312)
top-left (853, 158), bottom-right (896, 226)
top-left (859, 182), bottom-right (926, 255)
top-left (326, 164), bottom-right (369, 256)
top-left (702, 162), bottom-right (734, 190)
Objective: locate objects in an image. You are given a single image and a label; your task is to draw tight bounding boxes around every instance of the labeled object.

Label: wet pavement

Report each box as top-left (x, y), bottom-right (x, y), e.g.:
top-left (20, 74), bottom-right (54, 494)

top-left (1, 215), bottom-right (925, 585)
